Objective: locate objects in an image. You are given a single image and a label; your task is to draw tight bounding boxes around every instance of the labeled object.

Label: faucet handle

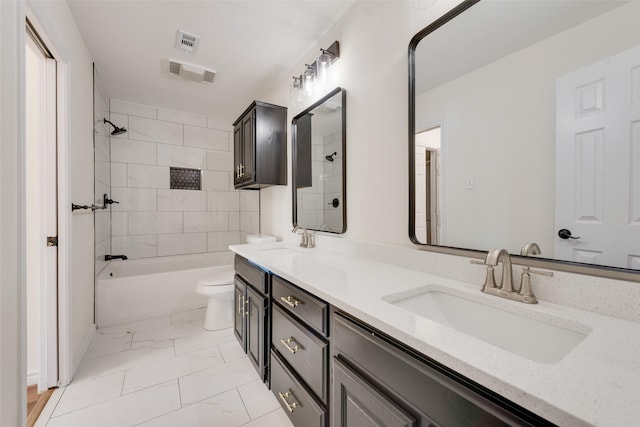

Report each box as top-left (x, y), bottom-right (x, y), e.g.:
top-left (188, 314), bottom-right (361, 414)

top-left (470, 259), bottom-right (497, 290)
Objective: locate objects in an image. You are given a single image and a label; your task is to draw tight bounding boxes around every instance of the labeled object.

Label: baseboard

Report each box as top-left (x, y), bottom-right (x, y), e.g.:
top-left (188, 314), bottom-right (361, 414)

top-left (72, 324), bottom-right (96, 379)
top-left (27, 369), bottom-right (38, 386)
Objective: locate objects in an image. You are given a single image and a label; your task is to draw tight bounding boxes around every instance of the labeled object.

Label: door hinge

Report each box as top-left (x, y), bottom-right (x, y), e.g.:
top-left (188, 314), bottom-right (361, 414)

top-left (46, 236), bottom-right (58, 247)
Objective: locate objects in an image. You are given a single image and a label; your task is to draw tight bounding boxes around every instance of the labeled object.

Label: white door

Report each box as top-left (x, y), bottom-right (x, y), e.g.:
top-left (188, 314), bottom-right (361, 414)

top-left (26, 26), bottom-right (58, 392)
top-left (555, 44), bottom-right (640, 269)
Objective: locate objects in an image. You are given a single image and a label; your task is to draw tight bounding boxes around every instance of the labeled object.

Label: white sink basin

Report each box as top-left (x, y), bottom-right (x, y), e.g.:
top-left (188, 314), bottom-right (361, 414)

top-left (383, 285), bottom-right (591, 364)
top-left (254, 244), bottom-right (307, 256)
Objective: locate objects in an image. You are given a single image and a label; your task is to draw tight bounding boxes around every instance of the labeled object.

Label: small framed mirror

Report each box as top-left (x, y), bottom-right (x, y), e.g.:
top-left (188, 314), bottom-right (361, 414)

top-left (292, 87), bottom-right (346, 233)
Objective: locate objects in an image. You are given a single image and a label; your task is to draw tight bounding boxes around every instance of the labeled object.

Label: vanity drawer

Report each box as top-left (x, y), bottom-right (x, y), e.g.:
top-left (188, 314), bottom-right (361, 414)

top-left (272, 275), bottom-right (328, 335)
top-left (272, 303), bottom-right (329, 403)
top-left (271, 350), bottom-right (327, 427)
top-left (235, 255), bottom-right (268, 294)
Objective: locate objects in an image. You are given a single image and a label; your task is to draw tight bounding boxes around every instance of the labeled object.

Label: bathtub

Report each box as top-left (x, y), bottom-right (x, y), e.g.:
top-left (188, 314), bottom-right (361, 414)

top-left (96, 252), bottom-right (234, 327)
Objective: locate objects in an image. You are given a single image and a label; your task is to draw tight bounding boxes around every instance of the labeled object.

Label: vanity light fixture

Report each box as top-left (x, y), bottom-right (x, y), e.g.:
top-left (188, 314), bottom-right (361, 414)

top-left (291, 41), bottom-right (340, 100)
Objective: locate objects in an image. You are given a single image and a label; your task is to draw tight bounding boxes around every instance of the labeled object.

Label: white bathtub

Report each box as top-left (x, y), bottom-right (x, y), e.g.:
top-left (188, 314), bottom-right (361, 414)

top-left (96, 252), bottom-right (234, 327)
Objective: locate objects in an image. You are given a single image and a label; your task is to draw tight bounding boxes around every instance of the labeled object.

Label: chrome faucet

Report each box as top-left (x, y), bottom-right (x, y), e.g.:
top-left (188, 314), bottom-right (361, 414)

top-left (484, 248), bottom-right (514, 292)
top-left (292, 226), bottom-right (314, 248)
top-left (472, 246), bottom-right (553, 304)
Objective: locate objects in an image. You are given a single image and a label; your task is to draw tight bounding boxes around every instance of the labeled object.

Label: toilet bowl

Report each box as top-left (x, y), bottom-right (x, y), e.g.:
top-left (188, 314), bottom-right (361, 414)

top-left (195, 264), bottom-right (235, 330)
top-left (195, 235), bottom-right (276, 330)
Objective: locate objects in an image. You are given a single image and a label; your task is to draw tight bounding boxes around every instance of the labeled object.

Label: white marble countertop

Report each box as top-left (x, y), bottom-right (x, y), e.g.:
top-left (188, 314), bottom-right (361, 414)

top-left (230, 241), bottom-right (640, 427)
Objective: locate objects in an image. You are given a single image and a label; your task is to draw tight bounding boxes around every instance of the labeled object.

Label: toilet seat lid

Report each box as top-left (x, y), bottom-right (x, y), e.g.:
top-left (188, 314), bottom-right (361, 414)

top-left (197, 264), bottom-right (234, 286)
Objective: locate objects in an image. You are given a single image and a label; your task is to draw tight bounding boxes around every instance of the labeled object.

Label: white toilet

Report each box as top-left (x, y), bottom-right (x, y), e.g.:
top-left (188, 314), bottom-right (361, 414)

top-left (195, 265), bottom-right (235, 330)
top-left (195, 234), bottom-right (276, 330)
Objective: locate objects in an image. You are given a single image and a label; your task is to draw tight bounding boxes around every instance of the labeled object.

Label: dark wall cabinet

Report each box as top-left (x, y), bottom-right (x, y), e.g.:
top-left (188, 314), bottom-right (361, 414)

top-left (233, 101), bottom-right (287, 189)
top-left (233, 255), bottom-right (269, 383)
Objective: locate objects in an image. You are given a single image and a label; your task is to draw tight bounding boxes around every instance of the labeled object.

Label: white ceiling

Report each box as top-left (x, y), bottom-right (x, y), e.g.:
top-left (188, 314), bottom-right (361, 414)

top-left (68, 0), bottom-right (354, 123)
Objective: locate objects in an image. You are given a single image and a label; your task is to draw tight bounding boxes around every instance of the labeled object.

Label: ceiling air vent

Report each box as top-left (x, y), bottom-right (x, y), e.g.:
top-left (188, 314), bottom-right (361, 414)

top-left (175, 30), bottom-right (200, 53)
top-left (169, 59), bottom-right (216, 84)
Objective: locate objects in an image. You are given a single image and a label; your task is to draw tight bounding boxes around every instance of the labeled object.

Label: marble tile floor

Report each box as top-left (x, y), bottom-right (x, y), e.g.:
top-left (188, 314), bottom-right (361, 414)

top-left (35, 308), bottom-right (294, 427)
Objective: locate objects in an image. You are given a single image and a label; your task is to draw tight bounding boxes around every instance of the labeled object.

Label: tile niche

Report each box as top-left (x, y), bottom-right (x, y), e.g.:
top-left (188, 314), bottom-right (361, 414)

top-left (107, 99), bottom-right (259, 259)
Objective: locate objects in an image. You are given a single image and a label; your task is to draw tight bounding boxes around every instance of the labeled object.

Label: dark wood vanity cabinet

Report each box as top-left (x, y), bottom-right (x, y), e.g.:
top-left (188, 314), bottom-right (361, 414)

top-left (270, 275), bottom-right (330, 426)
top-left (232, 101), bottom-right (287, 189)
top-left (332, 312), bottom-right (554, 427)
top-left (233, 255), bottom-right (269, 383)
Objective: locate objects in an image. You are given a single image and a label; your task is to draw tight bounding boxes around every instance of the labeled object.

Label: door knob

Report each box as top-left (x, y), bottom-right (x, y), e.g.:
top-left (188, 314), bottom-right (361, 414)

top-left (558, 229), bottom-right (580, 240)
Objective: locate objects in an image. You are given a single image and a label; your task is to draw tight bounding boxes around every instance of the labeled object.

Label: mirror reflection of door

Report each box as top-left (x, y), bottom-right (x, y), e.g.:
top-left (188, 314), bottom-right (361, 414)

top-left (415, 127), bottom-right (441, 245)
top-left (555, 44), bottom-right (640, 269)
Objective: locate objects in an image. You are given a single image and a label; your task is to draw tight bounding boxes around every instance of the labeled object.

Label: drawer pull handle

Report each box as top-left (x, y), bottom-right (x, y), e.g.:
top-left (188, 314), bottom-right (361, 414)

top-left (278, 390), bottom-right (301, 413)
top-left (280, 337), bottom-right (303, 354)
top-left (280, 295), bottom-right (301, 308)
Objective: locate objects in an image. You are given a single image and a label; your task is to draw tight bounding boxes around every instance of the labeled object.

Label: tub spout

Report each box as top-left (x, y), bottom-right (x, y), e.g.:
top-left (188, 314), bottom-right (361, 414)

top-left (105, 254), bottom-right (128, 261)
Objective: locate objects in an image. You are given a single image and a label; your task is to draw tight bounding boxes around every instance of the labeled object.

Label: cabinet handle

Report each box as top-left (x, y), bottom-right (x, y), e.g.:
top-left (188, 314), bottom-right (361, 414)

top-left (240, 164), bottom-right (245, 177)
top-left (280, 295), bottom-right (301, 308)
top-left (244, 297), bottom-right (249, 316)
top-left (280, 337), bottom-right (303, 354)
top-left (278, 390), bottom-right (301, 413)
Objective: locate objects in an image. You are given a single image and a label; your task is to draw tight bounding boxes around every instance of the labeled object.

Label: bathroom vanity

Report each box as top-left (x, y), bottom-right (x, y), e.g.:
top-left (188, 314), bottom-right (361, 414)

top-left (230, 241), bottom-right (640, 427)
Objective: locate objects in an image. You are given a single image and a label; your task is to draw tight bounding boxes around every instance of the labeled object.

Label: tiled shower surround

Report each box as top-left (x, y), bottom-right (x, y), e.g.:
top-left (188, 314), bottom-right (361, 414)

top-left (107, 99), bottom-right (259, 259)
top-left (94, 69), bottom-right (110, 275)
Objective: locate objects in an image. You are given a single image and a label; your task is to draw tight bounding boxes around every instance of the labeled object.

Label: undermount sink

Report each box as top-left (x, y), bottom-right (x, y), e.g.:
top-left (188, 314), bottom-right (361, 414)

top-left (383, 285), bottom-right (591, 364)
top-left (255, 245), bottom-right (307, 256)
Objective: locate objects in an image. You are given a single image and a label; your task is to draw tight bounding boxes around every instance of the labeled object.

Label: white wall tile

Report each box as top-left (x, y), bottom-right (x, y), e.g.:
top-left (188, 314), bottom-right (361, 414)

top-left (111, 235), bottom-right (157, 259)
top-left (184, 212), bottom-right (229, 232)
top-left (206, 150), bottom-right (233, 172)
top-left (157, 144), bottom-right (206, 169)
top-left (207, 116), bottom-right (233, 132)
top-left (95, 211), bottom-right (110, 243)
top-left (111, 187), bottom-right (157, 212)
top-left (111, 212), bottom-right (128, 236)
top-left (157, 189), bottom-right (206, 211)
top-left (240, 211), bottom-right (260, 234)
top-left (158, 108), bottom-right (207, 127)
top-left (184, 126), bottom-right (228, 151)
top-left (207, 231), bottom-right (240, 252)
top-left (239, 191), bottom-right (260, 212)
top-left (157, 233), bottom-right (206, 256)
top-left (111, 163), bottom-right (127, 188)
top-left (202, 170), bottom-right (229, 191)
top-left (129, 212), bottom-right (183, 235)
top-left (129, 116), bottom-right (183, 146)
top-left (111, 139), bottom-right (156, 165)
top-left (110, 99), bottom-right (157, 119)
top-left (95, 134), bottom-right (110, 159)
top-left (127, 164), bottom-right (169, 189)
top-left (207, 191), bottom-right (239, 212)
top-left (228, 212), bottom-right (240, 231)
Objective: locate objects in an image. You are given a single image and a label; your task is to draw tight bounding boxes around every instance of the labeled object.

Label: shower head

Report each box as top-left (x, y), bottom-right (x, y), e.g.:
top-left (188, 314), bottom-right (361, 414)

top-left (325, 152), bottom-right (337, 162)
top-left (103, 118), bottom-right (127, 136)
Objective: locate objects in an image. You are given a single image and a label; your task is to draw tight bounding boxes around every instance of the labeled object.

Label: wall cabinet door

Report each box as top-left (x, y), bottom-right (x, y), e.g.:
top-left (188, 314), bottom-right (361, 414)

top-left (246, 284), bottom-right (267, 382)
top-left (232, 101), bottom-right (287, 189)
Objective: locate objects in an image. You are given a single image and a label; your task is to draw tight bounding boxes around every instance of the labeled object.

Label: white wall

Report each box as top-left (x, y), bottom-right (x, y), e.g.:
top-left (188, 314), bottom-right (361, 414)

top-left (416, 1), bottom-right (640, 255)
top-left (28, 0), bottom-right (96, 378)
top-left (107, 99), bottom-right (259, 259)
top-left (258, 0), bottom-right (461, 246)
top-left (0, 0), bottom-right (26, 424)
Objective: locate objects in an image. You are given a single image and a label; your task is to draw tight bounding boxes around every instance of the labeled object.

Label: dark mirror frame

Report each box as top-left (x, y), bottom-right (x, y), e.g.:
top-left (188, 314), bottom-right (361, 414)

top-left (408, 0), bottom-right (640, 282)
top-left (292, 87), bottom-right (347, 233)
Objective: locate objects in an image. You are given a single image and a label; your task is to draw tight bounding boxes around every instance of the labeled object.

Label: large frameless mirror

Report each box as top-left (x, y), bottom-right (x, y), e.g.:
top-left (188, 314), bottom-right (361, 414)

top-left (292, 87), bottom-right (346, 233)
top-left (409, 0), bottom-right (640, 281)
